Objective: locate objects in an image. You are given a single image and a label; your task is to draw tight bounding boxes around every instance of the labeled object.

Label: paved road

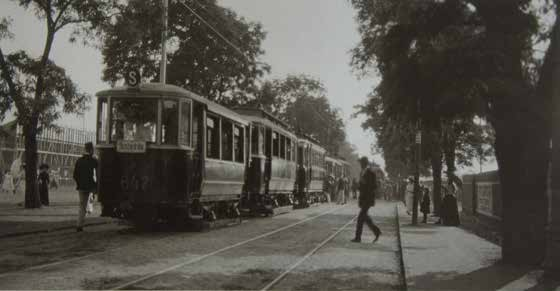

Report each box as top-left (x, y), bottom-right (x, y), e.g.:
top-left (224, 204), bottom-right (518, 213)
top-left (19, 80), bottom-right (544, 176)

top-left (0, 201), bottom-right (404, 290)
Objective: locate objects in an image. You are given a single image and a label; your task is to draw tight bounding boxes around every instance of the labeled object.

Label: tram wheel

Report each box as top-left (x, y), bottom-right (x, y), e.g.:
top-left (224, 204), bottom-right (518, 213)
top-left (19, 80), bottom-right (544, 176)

top-left (133, 206), bottom-right (158, 231)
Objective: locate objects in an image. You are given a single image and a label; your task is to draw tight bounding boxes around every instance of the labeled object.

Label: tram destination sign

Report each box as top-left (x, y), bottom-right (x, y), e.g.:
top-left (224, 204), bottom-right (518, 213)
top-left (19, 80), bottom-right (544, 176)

top-left (117, 140), bottom-right (146, 153)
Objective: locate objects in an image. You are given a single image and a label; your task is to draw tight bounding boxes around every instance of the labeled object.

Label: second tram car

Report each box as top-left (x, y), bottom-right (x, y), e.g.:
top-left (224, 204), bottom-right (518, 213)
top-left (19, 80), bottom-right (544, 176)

top-left (234, 107), bottom-right (298, 215)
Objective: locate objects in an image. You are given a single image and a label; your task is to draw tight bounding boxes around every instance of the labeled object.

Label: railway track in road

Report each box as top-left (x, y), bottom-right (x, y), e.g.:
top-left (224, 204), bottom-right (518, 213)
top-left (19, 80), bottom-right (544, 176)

top-left (259, 215), bottom-right (357, 291)
top-left (114, 202), bottom-right (405, 291)
top-left (0, 204), bottom-right (345, 290)
top-left (112, 204), bottom-right (347, 290)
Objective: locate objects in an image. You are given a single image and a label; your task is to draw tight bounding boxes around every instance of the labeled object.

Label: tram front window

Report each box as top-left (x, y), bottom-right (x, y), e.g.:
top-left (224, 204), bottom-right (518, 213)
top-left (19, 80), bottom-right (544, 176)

top-left (162, 100), bottom-right (179, 145)
top-left (111, 99), bottom-right (157, 142)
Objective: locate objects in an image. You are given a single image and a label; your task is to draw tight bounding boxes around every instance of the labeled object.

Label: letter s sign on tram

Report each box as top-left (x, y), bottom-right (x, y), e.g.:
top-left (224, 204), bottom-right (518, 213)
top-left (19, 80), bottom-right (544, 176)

top-left (125, 69), bottom-right (141, 87)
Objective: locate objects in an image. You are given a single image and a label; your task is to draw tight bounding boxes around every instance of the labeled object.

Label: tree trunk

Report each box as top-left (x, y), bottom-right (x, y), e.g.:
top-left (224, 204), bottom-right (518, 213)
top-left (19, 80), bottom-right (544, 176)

top-left (431, 141), bottom-right (443, 216)
top-left (542, 3), bottom-right (560, 274)
top-left (23, 119), bottom-right (40, 209)
top-left (473, 0), bottom-right (551, 266)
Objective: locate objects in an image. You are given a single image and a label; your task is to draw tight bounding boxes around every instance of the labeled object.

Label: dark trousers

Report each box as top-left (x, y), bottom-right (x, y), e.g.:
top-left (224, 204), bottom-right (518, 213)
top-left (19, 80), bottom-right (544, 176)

top-left (39, 185), bottom-right (49, 206)
top-left (355, 206), bottom-right (380, 239)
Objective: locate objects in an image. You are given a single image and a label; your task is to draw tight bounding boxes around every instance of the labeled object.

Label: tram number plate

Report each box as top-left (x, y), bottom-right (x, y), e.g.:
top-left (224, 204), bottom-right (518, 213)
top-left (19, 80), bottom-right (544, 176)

top-left (117, 140), bottom-right (146, 153)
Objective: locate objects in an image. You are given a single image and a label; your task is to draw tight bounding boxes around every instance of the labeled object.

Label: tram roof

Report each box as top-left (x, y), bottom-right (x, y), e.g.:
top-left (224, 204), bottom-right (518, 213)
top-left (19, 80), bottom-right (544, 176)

top-left (96, 83), bottom-right (248, 126)
top-left (232, 108), bottom-right (296, 139)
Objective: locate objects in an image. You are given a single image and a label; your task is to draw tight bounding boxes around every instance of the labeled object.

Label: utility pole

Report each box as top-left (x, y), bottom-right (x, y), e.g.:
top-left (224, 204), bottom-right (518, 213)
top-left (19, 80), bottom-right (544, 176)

top-left (412, 124), bottom-right (421, 225)
top-left (160, 0), bottom-right (168, 84)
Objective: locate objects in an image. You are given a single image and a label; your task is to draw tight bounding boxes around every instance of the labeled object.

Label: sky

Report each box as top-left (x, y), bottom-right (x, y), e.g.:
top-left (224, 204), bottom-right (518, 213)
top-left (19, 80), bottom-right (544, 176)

top-left (0, 0), bottom-right (497, 175)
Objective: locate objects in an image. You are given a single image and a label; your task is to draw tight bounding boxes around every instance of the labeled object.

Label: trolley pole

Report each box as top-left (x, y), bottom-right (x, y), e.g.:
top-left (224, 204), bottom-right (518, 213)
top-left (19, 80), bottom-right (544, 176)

top-left (160, 0), bottom-right (168, 84)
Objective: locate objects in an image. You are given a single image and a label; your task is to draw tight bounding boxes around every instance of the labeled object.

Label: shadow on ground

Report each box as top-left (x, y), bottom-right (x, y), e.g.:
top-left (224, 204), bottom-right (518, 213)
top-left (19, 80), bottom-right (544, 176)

top-left (408, 261), bottom-right (534, 291)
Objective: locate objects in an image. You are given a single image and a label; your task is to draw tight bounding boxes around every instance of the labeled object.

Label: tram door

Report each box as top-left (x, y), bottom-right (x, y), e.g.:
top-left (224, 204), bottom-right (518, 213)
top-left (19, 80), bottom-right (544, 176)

top-left (264, 128), bottom-right (272, 194)
top-left (191, 102), bottom-right (204, 194)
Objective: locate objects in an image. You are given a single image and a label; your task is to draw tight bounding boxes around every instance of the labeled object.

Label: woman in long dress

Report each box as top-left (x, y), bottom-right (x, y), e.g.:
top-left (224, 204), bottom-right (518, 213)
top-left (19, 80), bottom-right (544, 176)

top-left (1, 170), bottom-right (15, 194)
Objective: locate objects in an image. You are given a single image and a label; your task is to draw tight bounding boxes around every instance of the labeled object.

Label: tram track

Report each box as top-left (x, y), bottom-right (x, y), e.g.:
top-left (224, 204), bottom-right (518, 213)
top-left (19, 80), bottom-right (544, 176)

top-left (259, 214), bottom-right (357, 291)
top-left (0, 204), bottom-right (344, 289)
top-left (112, 204), bottom-right (346, 290)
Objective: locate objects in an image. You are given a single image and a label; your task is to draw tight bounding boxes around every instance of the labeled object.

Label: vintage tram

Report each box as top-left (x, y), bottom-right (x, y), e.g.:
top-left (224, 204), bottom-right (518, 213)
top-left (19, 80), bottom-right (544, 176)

top-left (234, 107), bottom-right (298, 216)
top-left (295, 137), bottom-right (326, 207)
top-left (94, 82), bottom-right (353, 227)
top-left (95, 83), bottom-right (248, 226)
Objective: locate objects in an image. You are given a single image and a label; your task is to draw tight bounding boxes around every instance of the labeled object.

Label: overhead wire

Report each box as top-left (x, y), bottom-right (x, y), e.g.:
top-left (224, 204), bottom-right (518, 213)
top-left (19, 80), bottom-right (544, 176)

top-left (177, 0), bottom-right (251, 63)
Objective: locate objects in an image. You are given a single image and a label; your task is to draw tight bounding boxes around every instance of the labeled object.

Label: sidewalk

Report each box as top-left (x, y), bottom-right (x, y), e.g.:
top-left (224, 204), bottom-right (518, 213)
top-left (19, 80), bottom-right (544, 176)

top-left (0, 186), bottom-right (113, 238)
top-left (397, 203), bottom-right (560, 291)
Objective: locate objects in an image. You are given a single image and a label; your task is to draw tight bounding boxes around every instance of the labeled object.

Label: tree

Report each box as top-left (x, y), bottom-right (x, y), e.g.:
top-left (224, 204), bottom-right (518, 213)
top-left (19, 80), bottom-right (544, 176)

top-left (351, 0), bottom-right (554, 264)
top-left (101, 0), bottom-right (269, 105)
top-left (0, 0), bottom-right (115, 208)
top-left (249, 75), bottom-right (347, 154)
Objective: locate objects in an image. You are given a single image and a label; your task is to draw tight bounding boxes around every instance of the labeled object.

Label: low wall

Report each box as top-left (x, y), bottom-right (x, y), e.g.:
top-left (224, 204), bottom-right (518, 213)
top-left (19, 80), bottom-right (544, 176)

top-left (461, 170), bottom-right (502, 219)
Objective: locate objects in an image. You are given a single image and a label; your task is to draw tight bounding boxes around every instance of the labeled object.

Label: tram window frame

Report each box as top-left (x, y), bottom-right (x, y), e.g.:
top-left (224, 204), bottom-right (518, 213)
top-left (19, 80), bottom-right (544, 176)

top-left (179, 100), bottom-right (192, 147)
top-left (286, 138), bottom-right (291, 161)
top-left (272, 131), bottom-right (279, 158)
top-left (259, 127), bottom-right (265, 155)
top-left (206, 115), bottom-right (220, 159)
top-left (279, 135), bottom-right (286, 159)
top-left (251, 125), bottom-right (259, 155)
top-left (221, 119), bottom-right (233, 161)
top-left (161, 100), bottom-right (179, 145)
top-left (234, 125), bottom-right (244, 163)
top-left (97, 98), bottom-right (109, 143)
top-left (110, 98), bottom-right (158, 143)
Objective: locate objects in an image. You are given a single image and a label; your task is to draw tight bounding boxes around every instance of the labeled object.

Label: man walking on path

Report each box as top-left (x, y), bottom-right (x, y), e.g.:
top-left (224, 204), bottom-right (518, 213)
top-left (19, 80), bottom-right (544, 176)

top-left (73, 142), bottom-right (98, 232)
top-left (352, 157), bottom-right (381, 243)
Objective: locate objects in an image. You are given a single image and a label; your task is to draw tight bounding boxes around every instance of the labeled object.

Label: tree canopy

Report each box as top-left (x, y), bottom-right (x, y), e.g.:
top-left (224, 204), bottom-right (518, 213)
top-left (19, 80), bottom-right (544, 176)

top-left (101, 0), bottom-right (269, 104)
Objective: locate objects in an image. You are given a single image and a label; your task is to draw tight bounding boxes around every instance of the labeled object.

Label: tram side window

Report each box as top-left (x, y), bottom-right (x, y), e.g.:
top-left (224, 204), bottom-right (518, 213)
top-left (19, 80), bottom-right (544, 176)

top-left (292, 142), bottom-right (297, 162)
top-left (234, 125), bottom-right (244, 163)
top-left (286, 138), bottom-right (292, 161)
top-left (259, 127), bottom-right (265, 156)
top-left (222, 119), bottom-right (233, 161)
top-left (97, 98), bottom-right (108, 143)
top-left (111, 99), bottom-right (157, 142)
top-left (251, 126), bottom-right (259, 155)
top-left (162, 100), bottom-right (179, 145)
top-left (206, 116), bottom-right (220, 159)
top-left (272, 132), bottom-right (279, 157)
top-left (280, 135), bottom-right (285, 159)
top-left (179, 101), bottom-right (191, 146)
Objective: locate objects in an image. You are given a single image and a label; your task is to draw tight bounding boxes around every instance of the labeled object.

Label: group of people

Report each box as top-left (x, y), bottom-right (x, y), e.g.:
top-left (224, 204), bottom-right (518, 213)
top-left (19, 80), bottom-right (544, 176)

top-left (326, 175), bottom-right (361, 205)
top-left (1, 159), bottom-right (60, 207)
top-left (405, 179), bottom-right (460, 226)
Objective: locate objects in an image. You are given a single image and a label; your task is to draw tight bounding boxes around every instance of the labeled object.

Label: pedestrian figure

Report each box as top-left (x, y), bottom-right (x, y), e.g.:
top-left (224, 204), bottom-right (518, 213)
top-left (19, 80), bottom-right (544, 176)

top-left (351, 178), bottom-right (358, 200)
top-left (1, 170), bottom-right (14, 194)
top-left (441, 185), bottom-right (460, 226)
top-left (73, 142), bottom-right (98, 232)
top-left (38, 163), bottom-right (50, 206)
top-left (337, 176), bottom-right (346, 204)
top-left (351, 157), bottom-right (381, 243)
top-left (405, 178), bottom-right (414, 215)
top-left (421, 187), bottom-right (431, 223)
top-left (343, 176), bottom-right (350, 204)
top-left (50, 169), bottom-right (59, 190)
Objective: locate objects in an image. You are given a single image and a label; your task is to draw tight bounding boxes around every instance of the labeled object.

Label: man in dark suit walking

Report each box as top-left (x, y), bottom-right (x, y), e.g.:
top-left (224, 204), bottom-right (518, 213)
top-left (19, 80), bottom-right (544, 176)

top-left (351, 157), bottom-right (381, 243)
top-left (73, 142), bottom-right (98, 232)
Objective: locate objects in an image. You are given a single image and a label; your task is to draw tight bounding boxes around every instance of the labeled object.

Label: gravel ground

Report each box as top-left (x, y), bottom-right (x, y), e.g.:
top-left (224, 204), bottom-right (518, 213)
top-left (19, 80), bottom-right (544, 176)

top-left (0, 201), bottom-right (403, 290)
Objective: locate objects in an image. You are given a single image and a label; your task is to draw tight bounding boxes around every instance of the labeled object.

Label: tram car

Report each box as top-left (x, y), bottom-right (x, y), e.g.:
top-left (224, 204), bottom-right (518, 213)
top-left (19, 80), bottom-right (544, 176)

top-left (95, 83), bottom-right (248, 227)
top-left (324, 156), bottom-right (341, 202)
top-left (234, 107), bottom-right (298, 215)
top-left (295, 137), bottom-right (326, 207)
